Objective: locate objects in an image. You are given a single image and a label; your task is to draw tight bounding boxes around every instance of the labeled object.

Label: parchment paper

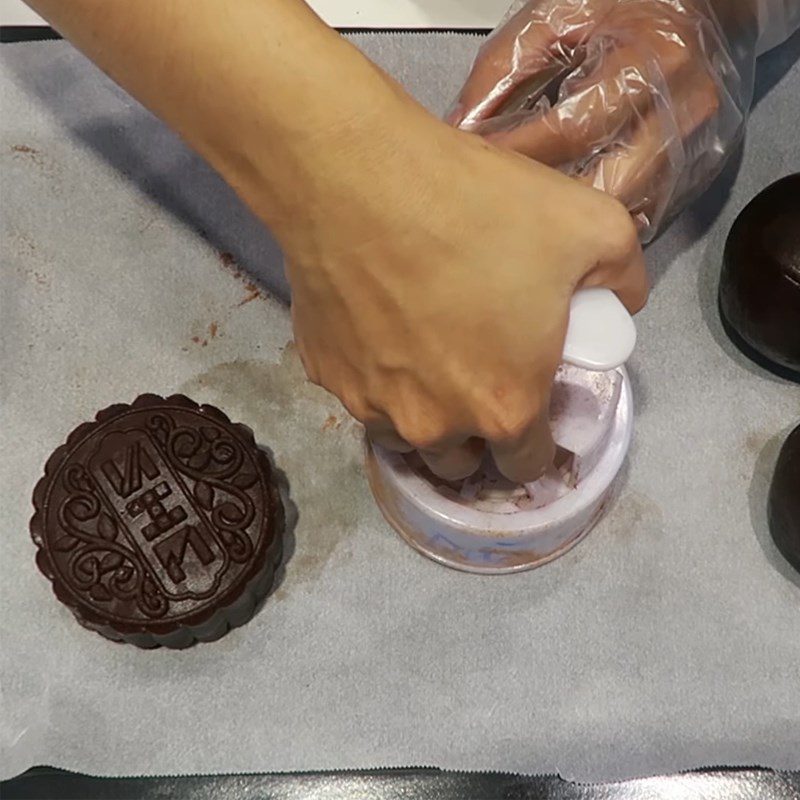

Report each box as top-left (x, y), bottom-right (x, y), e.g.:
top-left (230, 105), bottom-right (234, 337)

top-left (1, 34), bottom-right (799, 782)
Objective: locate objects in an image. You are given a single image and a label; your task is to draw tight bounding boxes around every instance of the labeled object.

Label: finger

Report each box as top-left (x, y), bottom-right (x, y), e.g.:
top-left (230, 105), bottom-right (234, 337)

top-left (614, 247), bottom-right (649, 316)
top-left (448, 17), bottom-right (556, 127)
top-left (580, 237), bottom-right (649, 315)
top-left (485, 42), bottom-right (657, 165)
top-left (578, 121), bottom-right (676, 239)
top-left (419, 438), bottom-right (485, 482)
top-left (359, 407), bottom-right (415, 453)
top-left (449, 6), bottom-right (590, 128)
top-left (367, 427), bottom-right (415, 454)
top-left (487, 17), bottom-right (718, 169)
top-left (575, 196), bottom-right (649, 315)
top-left (577, 74), bottom-right (720, 242)
top-left (489, 411), bottom-right (555, 485)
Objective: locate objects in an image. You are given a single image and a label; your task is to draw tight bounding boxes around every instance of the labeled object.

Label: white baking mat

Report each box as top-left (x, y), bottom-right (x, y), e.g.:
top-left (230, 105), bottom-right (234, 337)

top-left (1, 34), bottom-right (800, 783)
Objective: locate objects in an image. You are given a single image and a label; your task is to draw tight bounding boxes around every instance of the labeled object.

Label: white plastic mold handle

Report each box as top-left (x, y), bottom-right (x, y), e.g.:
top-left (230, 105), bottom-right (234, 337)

top-left (562, 288), bottom-right (636, 370)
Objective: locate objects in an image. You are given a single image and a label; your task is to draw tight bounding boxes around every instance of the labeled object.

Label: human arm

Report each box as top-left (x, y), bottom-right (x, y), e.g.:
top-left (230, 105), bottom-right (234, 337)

top-left (26, 0), bottom-right (647, 482)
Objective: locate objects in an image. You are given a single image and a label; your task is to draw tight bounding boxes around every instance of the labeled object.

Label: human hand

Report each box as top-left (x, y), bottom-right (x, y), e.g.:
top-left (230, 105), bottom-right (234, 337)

top-left (285, 108), bottom-right (646, 483)
top-left (448, 0), bottom-right (755, 241)
top-left (24, 0), bottom-right (645, 484)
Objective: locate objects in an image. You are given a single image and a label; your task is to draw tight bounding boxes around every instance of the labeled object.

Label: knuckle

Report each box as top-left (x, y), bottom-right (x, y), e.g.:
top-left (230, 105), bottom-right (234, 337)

top-left (379, 434), bottom-right (414, 453)
top-left (664, 38), bottom-right (694, 73)
top-left (338, 392), bottom-right (370, 424)
top-left (499, 459), bottom-right (547, 486)
top-left (701, 79), bottom-right (721, 118)
top-left (408, 430), bottom-right (449, 453)
top-left (396, 417), bottom-right (450, 452)
top-left (602, 201), bottom-right (639, 257)
top-left (481, 400), bottom-right (536, 444)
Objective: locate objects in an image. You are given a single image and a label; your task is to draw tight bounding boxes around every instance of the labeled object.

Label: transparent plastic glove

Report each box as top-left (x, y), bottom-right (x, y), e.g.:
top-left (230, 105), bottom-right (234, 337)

top-left (449, 0), bottom-right (799, 242)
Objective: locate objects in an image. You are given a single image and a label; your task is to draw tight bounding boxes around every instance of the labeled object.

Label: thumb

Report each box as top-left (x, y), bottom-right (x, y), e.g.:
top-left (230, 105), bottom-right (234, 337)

top-left (577, 202), bottom-right (649, 315)
top-left (447, 7), bottom-right (564, 128)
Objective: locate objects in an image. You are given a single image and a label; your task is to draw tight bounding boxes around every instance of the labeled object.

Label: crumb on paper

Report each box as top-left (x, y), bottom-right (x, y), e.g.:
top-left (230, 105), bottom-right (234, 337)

top-left (218, 252), bottom-right (234, 266)
top-left (9, 144), bottom-right (46, 170)
top-left (216, 251), bottom-right (269, 306)
top-left (237, 282), bottom-right (264, 306)
top-left (209, 321), bottom-right (219, 338)
top-left (322, 415), bottom-right (342, 432)
top-left (191, 336), bottom-right (208, 347)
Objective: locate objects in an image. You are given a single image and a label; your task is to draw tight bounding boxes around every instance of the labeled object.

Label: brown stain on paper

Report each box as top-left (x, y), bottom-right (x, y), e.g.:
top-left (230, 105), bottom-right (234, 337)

top-left (189, 322), bottom-right (220, 348)
top-left (180, 344), bottom-right (366, 593)
top-left (238, 282), bottom-right (264, 306)
top-left (10, 143), bottom-right (39, 156)
top-left (8, 228), bottom-right (54, 290)
top-left (187, 250), bottom-right (272, 347)
top-left (604, 489), bottom-right (663, 542)
top-left (745, 431), bottom-right (771, 457)
top-left (186, 252), bottom-right (268, 346)
top-left (217, 250), bottom-right (269, 307)
top-left (322, 415), bottom-right (342, 432)
top-left (218, 251), bottom-right (239, 274)
top-left (8, 144), bottom-right (60, 184)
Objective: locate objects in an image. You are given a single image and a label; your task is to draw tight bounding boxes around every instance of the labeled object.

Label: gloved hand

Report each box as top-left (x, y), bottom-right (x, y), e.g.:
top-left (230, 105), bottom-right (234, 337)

top-left (449, 0), bottom-right (800, 241)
